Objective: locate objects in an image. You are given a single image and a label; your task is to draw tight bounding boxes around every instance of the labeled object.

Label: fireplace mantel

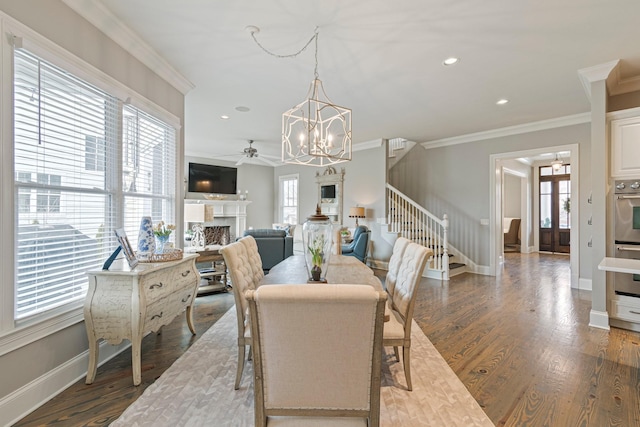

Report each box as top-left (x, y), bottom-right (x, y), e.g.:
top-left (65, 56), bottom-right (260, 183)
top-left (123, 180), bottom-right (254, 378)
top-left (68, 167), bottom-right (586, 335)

top-left (184, 199), bottom-right (251, 240)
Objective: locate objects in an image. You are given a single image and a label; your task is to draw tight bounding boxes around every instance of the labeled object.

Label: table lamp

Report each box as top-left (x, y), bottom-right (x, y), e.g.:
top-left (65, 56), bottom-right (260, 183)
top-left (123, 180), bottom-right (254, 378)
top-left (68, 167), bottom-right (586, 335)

top-left (184, 203), bottom-right (206, 248)
top-left (348, 206), bottom-right (365, 227)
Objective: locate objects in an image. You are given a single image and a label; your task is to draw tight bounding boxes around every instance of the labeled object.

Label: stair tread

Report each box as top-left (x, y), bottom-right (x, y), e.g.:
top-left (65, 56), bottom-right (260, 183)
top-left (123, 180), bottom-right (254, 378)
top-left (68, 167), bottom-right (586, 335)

top-left (449, 262), bottom-right (465, 269)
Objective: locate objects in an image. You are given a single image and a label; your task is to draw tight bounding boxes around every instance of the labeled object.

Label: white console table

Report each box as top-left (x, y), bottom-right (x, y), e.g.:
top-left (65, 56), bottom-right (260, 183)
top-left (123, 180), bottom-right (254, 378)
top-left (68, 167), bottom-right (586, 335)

top-left (84, 254), bottom-right (200, 385)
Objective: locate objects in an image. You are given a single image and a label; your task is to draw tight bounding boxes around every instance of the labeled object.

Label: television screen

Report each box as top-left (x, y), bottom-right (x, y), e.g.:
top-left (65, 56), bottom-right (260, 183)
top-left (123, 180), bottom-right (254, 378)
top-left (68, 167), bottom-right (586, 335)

top-left (321, 185), bottom-right (336, 199)
top-left (188, 163), bottom-right (237, 194)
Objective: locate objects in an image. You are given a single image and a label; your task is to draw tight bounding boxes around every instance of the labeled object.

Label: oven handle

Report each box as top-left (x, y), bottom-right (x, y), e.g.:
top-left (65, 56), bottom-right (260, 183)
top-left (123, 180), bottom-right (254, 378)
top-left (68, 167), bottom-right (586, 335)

top-left (617, 245), bottom-right (640, 252)
top-left (617, 195), bottom-right (640, 199)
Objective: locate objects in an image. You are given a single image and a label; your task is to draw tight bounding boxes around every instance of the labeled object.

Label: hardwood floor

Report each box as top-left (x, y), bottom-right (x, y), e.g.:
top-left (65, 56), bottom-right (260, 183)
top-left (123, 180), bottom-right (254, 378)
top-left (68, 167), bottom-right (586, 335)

top-left (14, 290), bottom-right (235, 427)
top-left (413, 253), bottom-right (640, 427)
top-left (14, 253), bottom-right (640, 426)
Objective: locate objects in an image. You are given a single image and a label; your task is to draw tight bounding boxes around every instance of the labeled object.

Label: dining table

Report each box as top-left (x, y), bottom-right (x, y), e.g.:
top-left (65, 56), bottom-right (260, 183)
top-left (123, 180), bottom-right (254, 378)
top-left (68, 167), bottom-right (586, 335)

top-left (260, 254), bottom-right (389, 322)
top-left (260, 254), bottom-right (384, 291)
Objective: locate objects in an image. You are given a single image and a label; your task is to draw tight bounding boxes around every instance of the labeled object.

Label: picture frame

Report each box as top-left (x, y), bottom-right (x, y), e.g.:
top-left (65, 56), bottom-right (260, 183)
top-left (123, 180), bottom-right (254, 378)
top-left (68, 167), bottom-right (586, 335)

top-left (115, 228), bottom-right (138, 268)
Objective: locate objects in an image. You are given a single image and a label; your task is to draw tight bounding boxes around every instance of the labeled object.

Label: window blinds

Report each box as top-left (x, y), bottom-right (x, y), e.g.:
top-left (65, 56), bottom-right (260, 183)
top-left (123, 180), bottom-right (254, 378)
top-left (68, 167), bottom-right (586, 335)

top-left (13, 48), bottom-right (176, 319)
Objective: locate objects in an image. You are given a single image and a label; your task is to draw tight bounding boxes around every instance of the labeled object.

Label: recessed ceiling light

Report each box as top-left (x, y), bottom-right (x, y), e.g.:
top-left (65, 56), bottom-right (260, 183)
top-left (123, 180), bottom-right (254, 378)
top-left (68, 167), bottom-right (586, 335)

top-left (235, 106), bottom-right (250, 112)
top-left (443, 57), bottom-right (459, 66)
top-left (220, 115), bottom-right (230, 120)
top-left (496, 99), bottom-right (509, 105)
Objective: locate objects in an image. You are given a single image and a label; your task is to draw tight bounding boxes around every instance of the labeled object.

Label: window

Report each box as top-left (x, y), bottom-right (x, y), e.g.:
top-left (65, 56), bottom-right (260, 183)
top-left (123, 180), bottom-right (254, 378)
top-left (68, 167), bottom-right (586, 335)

top-left (121, 105), bottom-right (176, 234)
top-left (280, 174), bottom-right (299, 224)
top-left (12, 48), bottom-right (176, 320)
top-left (85, 136), bottom-right (105, 172)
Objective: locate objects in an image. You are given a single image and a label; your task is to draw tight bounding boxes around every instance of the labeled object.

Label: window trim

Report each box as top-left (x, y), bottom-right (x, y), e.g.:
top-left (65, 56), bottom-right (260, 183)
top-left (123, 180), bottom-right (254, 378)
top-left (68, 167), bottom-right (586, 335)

top-left (0, 14), bottom-right (182, 356)
top-left (279, 173), bottom-right (299, 224)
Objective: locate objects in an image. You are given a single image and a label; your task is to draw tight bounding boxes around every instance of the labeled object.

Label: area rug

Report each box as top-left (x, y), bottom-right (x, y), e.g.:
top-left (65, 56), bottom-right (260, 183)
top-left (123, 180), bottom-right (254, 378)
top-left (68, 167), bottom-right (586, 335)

top-left (111, 308), bottom-right (493, 427)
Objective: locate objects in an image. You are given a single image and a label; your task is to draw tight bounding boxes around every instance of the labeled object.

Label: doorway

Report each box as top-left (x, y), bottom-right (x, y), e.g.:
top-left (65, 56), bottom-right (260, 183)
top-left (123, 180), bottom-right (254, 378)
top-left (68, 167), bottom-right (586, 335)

top-left (490, 144), bottom-right (579, 289)
top-left (539, 164), bottom-right (571, 253)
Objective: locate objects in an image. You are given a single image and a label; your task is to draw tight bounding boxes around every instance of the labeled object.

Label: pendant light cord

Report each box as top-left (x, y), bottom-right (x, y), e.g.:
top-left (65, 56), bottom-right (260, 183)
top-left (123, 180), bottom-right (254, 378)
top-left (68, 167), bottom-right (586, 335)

top-left (249, 26), bottom-right (320, 78)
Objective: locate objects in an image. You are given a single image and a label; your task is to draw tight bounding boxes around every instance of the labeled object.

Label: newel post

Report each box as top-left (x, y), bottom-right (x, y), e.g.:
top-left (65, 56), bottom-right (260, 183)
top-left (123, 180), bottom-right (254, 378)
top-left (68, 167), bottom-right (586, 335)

top-left (442, 214), bottom-right (449, 280)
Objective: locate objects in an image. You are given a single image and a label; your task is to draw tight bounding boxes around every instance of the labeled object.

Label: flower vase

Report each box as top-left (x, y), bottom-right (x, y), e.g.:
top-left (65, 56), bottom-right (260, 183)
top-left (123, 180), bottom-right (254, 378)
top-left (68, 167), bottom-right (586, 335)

top-left (155, 234), bottom-right (170, 254)
top-left (302, 205), bottom-right (332, 283)
top-left (137, 217), bottom-right (155, 261)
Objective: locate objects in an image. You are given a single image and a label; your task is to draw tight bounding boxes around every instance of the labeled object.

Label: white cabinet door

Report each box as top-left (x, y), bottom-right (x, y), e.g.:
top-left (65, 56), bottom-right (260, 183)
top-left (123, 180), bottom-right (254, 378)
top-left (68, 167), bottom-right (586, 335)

top-left (612, 115), bottom-right (640, 177)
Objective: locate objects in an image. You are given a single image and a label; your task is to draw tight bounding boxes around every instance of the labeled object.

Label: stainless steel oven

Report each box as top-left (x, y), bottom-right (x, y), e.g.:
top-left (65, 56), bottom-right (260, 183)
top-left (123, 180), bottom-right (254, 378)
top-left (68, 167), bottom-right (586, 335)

top-left (614, 179), bottom-right (640, 297)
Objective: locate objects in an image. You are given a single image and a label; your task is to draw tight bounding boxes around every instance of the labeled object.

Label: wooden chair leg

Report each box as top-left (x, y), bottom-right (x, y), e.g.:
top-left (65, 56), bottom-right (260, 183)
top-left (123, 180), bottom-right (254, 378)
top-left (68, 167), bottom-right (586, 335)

top-left (235, 344), bottom-right (246, 390)
top-left (393, 346), bottom-right (400, 362)
top-left (402, 346), bottom-right (412, 391)
top-left (248, 344), bottom-right (252, 361)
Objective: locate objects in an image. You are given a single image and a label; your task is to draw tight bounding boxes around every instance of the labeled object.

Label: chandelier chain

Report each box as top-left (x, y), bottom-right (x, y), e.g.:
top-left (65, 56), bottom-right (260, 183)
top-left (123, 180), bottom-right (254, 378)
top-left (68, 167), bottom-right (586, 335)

top-left (250, 27), bottom-right (320, 78)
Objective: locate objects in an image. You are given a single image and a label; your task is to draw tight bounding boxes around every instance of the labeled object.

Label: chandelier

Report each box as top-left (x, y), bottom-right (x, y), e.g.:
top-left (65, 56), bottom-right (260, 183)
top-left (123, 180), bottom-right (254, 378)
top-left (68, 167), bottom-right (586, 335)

top-left (249, 26), bottom-right (352, 167)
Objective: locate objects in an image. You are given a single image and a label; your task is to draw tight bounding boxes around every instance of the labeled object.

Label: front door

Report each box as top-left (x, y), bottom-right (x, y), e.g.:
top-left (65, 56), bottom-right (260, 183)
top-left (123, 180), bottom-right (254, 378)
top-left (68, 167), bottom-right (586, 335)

top-left (539, 164), bottom-right (570, 253)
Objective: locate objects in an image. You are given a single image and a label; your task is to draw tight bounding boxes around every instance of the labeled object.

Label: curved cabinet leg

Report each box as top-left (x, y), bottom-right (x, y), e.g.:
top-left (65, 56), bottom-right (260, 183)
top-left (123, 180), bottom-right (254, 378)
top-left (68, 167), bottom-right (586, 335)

top-left (132, 338), bottom-right (142, 386)
top-left (186, 305), bottom-right (197, 335)
top-left (85, 338), bottom-right (99, 384)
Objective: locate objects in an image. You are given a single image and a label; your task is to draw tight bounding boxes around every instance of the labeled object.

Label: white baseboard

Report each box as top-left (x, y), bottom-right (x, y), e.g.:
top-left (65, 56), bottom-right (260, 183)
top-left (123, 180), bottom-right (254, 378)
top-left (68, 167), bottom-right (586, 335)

top-left (0, 340), bottom-right (130, 427)
top-left (579, 278), bottom-right (592, 291)
top-left (589, 309), bottom-right (610, 330)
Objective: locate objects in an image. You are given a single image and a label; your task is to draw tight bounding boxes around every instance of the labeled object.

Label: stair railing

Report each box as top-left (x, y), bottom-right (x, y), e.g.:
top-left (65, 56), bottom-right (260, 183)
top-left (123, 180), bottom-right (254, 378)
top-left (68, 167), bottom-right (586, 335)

top-left (386, 183), bottom-right (449, 279)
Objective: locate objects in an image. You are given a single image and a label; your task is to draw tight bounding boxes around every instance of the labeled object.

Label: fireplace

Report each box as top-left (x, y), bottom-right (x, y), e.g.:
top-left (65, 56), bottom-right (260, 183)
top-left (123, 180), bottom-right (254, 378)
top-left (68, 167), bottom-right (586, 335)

top-left (204, 226), bottom-right (231, 245)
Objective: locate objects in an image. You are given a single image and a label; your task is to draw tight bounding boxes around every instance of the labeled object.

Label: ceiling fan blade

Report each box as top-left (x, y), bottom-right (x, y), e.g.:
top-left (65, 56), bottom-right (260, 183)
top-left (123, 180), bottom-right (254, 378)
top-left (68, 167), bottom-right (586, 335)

top-left (235, 156), bottom-right (247, 166)
top-left (257, 156), bottom-right (278, 167)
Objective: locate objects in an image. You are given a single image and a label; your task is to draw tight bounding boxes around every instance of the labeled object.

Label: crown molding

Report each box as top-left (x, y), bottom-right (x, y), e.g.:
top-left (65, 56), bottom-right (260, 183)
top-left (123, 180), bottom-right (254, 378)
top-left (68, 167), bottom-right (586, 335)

top-left (608, 68), bottom-right (640, 96)
top-left (578, 60), bottom-right (620, 100)
top-left (61, 0), bottom-right (194, 95)
top-left (353, 138), bottom-right (384, 152)
top-left (421, 113), bottom-right (591, 150)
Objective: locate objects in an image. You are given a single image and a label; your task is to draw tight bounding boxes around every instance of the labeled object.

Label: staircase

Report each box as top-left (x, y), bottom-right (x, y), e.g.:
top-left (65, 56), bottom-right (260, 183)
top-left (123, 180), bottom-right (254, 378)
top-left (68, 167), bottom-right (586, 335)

top-left (386, 184), bottom-right (466, 280)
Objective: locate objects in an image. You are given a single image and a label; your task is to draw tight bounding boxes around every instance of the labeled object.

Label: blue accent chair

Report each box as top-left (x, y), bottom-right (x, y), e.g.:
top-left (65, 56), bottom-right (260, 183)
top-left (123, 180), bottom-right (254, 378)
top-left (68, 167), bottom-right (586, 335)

top-left (341, 225), bottom-right (370, 263)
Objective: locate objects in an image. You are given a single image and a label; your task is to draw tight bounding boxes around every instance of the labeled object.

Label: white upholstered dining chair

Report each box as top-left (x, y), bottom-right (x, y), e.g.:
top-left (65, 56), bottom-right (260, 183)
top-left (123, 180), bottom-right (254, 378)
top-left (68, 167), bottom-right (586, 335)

top-left (220, 239), bottom-right (260, 390)
top-left (245, 284), bottom-right (387, 426)
top-left (239, 235), bottom-right (265, 283)
top-left (385, 237), bottom-right (411, 297)
top-left (383, 241), bottom-right (432, 391)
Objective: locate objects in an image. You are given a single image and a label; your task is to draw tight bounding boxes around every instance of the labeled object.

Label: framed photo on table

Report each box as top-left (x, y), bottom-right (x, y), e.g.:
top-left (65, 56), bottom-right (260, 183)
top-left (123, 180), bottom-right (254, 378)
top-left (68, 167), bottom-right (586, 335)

top-left (115, 228), bottom-right (138, 268)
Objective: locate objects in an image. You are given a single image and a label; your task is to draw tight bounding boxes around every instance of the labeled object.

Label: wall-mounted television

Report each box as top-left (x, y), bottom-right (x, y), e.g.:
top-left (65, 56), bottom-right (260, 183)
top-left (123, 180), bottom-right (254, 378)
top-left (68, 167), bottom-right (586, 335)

top-left (188, 162), bottom-right (237, 195)
top-left (321, 184), bottom-right (336, 199)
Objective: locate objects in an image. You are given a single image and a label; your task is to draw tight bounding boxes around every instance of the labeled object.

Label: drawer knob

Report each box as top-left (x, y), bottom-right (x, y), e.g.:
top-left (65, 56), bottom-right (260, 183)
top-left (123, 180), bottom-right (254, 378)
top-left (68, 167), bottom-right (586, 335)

top-left (151, 312), bottom-right (163, 320)
top-left (149, 282), bottom-right (164, 289)
top-left (181, 270), bottom-right (191, 277)
top-left (182, 294), bottom-right (192, 303)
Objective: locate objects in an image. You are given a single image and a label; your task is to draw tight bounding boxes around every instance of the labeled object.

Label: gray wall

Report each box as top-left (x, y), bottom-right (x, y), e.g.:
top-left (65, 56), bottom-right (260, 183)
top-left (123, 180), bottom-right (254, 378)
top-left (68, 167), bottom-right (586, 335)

top-left (0, 0), bottom-right (185, 413)
top-left (389, 123), bottom-right (591, 273)
top-left (185, 156), bottom-right (275, 230)
top-left (275, 145), bottom-right (392, 262)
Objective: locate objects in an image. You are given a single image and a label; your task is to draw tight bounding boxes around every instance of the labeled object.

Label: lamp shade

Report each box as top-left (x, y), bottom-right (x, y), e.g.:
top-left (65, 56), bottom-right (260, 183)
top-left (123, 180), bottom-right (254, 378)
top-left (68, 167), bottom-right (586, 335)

top-left (184, 204), bottom-right (205, 223)
top-left (349, 207), bottom-right (365, 219)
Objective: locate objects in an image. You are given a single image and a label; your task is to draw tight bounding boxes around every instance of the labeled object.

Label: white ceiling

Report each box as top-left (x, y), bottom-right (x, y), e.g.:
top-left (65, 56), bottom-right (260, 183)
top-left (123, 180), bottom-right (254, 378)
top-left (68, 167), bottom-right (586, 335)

top-left (68, 0), bottom-right (640, 164)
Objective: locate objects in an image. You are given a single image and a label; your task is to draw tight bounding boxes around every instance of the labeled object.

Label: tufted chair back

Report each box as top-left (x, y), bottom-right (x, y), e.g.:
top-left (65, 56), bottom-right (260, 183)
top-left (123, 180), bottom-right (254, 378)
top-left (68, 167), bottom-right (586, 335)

top-left (390, 243), bottom-right (431, 328)
top-left (383, 242), bottom-right (432, 391)
top-left (246, 284), bottom-right (387, 426)
top-left (238, 235), bottom-right (265, 284)
top-left (220, 239), bottom-right (256, 389)
top-left (385, 237), bottom-right (411, 297)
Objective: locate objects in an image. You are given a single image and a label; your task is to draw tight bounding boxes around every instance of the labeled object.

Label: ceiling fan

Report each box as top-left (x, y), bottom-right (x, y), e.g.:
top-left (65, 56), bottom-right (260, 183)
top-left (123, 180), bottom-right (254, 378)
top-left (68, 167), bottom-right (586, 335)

top-left (234, 140), bottom-right (278, 167)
